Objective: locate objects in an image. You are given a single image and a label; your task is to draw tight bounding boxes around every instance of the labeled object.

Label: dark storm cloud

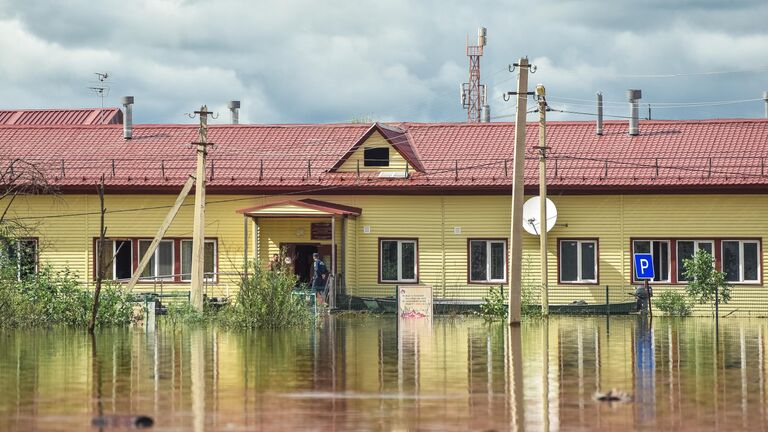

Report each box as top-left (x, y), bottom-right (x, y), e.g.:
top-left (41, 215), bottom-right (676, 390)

top-left (0, 0), bottom-right (765, 124)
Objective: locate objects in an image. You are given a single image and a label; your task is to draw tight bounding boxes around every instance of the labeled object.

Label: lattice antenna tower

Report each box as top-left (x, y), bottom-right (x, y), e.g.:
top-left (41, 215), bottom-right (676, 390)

top-left (460, 27), bottom-right (487, 122)
top-left (88, 72), bottom-right (111, 108)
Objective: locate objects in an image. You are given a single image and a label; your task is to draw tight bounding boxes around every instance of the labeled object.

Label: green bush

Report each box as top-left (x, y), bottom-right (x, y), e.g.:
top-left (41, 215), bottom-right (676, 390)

top-left (222, 262), bottom-right (312, 329)
top-left (0, 264), bottom-right (136, 328)
top-left (655, 290), bottom-right (692, 316)
top-left (683, 250), bottom-right (731, 306)
top-left (479, 284), bottom-right (540, 320)
top-left (480, 286), bottom-right (506, 319)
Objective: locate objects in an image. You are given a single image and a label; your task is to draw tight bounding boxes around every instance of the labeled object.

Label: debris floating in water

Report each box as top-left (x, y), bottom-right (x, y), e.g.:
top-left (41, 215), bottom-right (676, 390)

top-left (91, 415), bottom-right (154, 429)
top-left (594, 389), bottom-right (632, 403)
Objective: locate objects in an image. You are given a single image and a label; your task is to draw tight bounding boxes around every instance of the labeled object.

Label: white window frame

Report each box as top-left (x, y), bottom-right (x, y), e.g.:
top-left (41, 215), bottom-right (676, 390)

top-left (676, 240), bottom-right (714, 282)
top-left (138, 239), bottom-right (175, 281)
top-left (469, 239), bottom-right (507, 283)
top-left (2, 238), bottom-right (38, 280)
top-left (721, 240), bottom-right (761, 284)
top-left (379, 239), bottom-right (417, 283)
top-left (632, 240), bottom-right (671, 283)
top-left (180, 239), bottom-right (218, 283)
top-left (101, 239), bottom-right (134, 281)
top-left (559, 239), bottom-right (598, 284)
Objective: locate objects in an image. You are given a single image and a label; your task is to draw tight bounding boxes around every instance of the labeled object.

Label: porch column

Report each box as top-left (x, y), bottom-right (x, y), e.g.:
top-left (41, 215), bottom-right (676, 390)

top-left (252, 217), bottom-right (259, 266)
top-left (340, 215), bottom-right (347, 297)
top-left (331, 215), bottom-right (336, 309)
top-left (243, 215), bottom-right (249, 278)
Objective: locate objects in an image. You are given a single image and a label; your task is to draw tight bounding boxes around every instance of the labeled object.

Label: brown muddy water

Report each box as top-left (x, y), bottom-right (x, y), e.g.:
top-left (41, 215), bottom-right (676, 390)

top-left (0, 315), bottom-right (766, 431)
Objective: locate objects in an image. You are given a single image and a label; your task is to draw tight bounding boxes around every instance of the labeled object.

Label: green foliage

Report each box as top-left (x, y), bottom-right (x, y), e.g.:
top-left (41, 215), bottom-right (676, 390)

top-left (164, 302), bottom-right (208, 326)
top-left (0, 263), bottom-right (136, 328)
top-left (682, 250), bottom-right (731, 306)
top-left (655, 290), bottom-right (693, 316)
top-left (221, 262), bottom-right (312, 329)
top-left (479, 284), bottom-right (540, 320)
top-left (480, 286), bottom-right (506, 319)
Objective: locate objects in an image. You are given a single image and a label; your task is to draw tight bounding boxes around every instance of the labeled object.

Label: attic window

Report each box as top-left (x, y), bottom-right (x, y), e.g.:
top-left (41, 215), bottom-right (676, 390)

top-left (364, 147), bottom-right (389, 167)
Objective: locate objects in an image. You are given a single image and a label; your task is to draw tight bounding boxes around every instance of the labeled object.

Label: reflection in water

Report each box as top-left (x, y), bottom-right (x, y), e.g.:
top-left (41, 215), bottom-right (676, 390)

top-left (1, 317), bottom-right (768, 430)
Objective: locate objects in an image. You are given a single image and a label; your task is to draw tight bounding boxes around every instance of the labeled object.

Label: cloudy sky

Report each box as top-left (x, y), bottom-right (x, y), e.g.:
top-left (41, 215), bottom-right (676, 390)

top-left (0, 0), bottom-right (766, 124)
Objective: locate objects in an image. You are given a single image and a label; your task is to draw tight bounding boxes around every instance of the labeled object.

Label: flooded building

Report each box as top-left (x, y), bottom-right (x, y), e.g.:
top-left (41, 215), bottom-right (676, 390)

top-left (2, 109), bottom-right (767, 315)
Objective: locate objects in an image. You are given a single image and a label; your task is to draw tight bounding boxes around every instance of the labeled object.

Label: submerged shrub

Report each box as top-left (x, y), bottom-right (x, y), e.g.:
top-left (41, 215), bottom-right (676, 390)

top-left (480, 286), bottom-right (506, 319)
top-left (0, 263), bottom-right (136, 328)
top-left (655, 290), bottom-right (693, 317)
top-left (223, 262), bottom-right (312, 329)
top-left (480, 284), bottom-right (540, 320)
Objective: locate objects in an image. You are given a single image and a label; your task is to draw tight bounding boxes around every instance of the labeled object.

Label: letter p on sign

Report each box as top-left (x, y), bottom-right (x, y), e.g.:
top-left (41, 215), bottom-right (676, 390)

top-left (634, 253), bottom-right (655, 280)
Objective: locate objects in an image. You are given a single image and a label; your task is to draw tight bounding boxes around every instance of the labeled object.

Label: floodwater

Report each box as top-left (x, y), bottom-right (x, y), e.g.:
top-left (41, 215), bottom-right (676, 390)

top-left (1, 316), bottom-right (767, 431)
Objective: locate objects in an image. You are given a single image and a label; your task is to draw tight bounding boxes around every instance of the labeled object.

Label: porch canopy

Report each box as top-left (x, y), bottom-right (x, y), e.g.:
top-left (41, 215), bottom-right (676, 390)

top-left (235, 198), bottom-right (362, 218)
top-left (235, 198), bottom-right (361, 309)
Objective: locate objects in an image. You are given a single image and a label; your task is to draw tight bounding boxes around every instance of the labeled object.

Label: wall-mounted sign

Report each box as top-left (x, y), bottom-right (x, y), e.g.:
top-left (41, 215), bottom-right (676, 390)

top-left (397, 285), bottom-right (433, 319)
top-left (311, 222), bottom-right (332, 240)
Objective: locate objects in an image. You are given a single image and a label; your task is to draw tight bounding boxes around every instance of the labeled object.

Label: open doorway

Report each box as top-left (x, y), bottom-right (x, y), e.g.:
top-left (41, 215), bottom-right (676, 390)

top-left (282, 243), bottom-right (319, 285)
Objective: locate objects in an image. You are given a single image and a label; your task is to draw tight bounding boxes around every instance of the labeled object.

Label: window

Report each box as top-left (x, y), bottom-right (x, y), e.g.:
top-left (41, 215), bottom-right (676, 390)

top-left (559, 239), bottom-right (597, 283)
top-left (469, 239), bottom-right (506, 283)
top-left (676, 240), bottom-right (714, 282)
top-left (96, 239), bottom-right (133, 280)
top-left (363, 147), bottom-right (389, 167)
top-left (2, 238), bottom-right (38, 280)
top-left (722, 240), bottom-right (760, 283)
top-left (380, 239), bottom-right (417, 283)
top-left (633, 240), bottom-right (670, 282)
top-left (139, 240), bottom-right (174, 281)
top-left (180, 240), bottom-right (217, 282)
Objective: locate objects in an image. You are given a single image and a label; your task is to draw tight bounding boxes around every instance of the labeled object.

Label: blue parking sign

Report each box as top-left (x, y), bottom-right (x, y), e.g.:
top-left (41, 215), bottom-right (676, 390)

top-left (634, 253), bottom-right (654, 279)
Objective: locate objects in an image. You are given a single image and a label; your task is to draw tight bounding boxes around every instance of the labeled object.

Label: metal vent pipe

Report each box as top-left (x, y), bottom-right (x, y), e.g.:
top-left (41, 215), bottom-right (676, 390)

top-left (121, 96), bottom-right (134, 140)
top-left (596, 92), bottom-right (603, 135)
top-left (228, 100), bottom-right (241, 125)
top-left (763, 91), bottom-right (767, 119)
top-left (627, 89), bottom-right (642, 136)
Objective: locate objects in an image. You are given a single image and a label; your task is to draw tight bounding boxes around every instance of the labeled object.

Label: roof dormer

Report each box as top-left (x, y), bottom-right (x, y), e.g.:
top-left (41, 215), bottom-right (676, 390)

top-left (329, 123), bottom-right (424, 175)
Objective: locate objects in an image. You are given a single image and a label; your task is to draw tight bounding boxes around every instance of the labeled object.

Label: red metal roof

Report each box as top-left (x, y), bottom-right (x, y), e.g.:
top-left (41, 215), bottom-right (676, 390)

top-left (1, 118), bottom-right (767, 194)
top-left (0, 108), bottom-right (122, 125)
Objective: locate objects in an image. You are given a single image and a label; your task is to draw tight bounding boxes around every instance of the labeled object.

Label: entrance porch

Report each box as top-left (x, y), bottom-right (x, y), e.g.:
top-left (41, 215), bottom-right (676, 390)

top-left (236, 199), bottom-right (362, 308)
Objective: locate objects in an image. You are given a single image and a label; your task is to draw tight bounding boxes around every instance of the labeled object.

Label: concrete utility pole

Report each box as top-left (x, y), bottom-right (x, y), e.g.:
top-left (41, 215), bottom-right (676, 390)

top-left (506, 57), bottom-right (532, 326)
top-left (763, 91), bottom-right (768, 119)
top-left (191, 105), bottom-right (215, 312)
top-left (536, 84), bottom-right (549, 317)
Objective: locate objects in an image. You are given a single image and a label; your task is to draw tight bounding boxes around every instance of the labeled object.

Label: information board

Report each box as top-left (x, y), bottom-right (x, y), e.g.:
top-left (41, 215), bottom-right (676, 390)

top-left (397, 285), bottom-right (433, 319)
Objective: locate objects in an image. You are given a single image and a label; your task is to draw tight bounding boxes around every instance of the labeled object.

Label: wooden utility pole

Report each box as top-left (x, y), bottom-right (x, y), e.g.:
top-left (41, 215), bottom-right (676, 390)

top-left (507, 57), bottom-right (531, 326)
top-left (191, 106), bottom-right (215, 312)
top-left (536, 84), bottom-right (549, 317)
top-left (89, 175), bottom-right (107, 333)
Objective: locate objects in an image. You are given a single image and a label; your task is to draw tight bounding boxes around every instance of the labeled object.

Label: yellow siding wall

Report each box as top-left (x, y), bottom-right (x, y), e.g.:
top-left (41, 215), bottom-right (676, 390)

top-left (335, 131), bottom-right (409, 172)
top-left (7, 193), bottom-right (768, 315)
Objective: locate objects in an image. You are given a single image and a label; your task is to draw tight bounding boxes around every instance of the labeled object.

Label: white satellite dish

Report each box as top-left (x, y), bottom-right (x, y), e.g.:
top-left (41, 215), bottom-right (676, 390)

top-left (522, 197), bottom-right (558, 236)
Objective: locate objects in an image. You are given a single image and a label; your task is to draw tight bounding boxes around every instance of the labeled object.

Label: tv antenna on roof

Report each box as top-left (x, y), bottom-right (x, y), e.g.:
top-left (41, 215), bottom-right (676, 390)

top-left (87, 72), bottom-right (111, 108)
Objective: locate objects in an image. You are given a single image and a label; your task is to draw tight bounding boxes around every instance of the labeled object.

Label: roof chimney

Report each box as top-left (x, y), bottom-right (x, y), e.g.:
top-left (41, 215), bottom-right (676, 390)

top-left (480, 86), bottom-right (490, 122)
top-left (627, 89), bottom-right (641, 136)
top-left (596, 92), bottom-right (603, 135)
top-left (763, 91), bottom-right (767, 119)
top-left (121, 96), bottom-right (134, 140)
top-left (228, 100), bottom-right (240, 125)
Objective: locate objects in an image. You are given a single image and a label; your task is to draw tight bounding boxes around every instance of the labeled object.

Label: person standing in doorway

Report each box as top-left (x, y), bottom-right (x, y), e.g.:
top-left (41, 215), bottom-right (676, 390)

top-left (311, 252), bottom-right (329, 305)
top-left (269, 254), bottom-right (281, 272)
